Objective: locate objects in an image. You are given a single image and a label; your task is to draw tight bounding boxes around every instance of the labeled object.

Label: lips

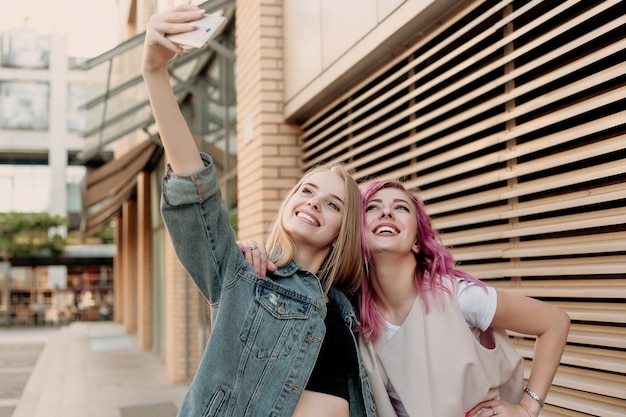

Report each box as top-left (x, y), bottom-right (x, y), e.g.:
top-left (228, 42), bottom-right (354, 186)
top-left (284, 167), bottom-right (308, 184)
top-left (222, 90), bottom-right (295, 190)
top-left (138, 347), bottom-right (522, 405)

top-left (296, 210), bottom-right (320, 226)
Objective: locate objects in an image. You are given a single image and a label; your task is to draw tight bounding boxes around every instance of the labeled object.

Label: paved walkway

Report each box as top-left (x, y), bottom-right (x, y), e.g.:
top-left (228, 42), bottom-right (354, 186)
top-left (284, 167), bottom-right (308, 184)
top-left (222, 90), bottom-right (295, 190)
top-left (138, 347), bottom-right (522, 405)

top-left (0, 322), bottom-right (188, 417)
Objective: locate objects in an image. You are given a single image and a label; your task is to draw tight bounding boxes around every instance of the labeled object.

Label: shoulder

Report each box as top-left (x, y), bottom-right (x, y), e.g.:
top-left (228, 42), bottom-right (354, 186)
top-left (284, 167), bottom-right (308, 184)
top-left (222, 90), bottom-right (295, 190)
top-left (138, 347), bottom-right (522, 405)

top-left (455, 277), bottom-right (497, 331)
top-left (328, 287), bottom-right (358, 317)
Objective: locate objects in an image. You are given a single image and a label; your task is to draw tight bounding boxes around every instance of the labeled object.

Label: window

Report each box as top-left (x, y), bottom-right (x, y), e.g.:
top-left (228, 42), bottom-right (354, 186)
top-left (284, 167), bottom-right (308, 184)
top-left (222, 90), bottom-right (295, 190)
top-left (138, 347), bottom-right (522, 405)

top-left (1, 28), bottom-right (49, 69)
top-left (0, 81), bottom-right (49, 130)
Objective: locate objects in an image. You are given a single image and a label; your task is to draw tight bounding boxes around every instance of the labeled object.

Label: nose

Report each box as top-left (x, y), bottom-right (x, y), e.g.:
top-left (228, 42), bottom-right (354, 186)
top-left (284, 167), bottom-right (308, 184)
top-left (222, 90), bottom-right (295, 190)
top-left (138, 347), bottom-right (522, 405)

top-left (380, 209), bottom-right (393, 219)
top-left (307, 199), bottom-right (320, 211)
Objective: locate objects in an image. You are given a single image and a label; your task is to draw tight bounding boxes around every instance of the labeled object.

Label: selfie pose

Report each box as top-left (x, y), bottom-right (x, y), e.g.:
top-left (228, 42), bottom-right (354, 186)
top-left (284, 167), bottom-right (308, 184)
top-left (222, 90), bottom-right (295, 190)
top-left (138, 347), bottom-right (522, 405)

top-left (142, 5), bottom-right (375, 417)
top-left (358, 180), bottom-right (570, 417)
top-left (244, 179), bottom-right (570, 417)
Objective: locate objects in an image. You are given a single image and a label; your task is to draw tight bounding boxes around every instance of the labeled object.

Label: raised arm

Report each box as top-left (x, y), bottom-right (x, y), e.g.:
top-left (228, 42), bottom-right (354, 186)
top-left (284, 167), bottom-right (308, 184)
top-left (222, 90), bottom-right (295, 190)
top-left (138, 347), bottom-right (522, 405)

top-left (142, 4), bottom-right (206, 174)
top-left (143, 5), bottom-right (242, 304)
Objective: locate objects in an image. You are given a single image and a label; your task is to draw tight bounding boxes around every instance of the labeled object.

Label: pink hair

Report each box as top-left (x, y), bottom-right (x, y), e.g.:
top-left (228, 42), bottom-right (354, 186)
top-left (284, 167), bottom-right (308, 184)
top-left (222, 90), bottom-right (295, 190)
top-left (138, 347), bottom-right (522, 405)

top-left (358, 180), bottom-right (485, 341)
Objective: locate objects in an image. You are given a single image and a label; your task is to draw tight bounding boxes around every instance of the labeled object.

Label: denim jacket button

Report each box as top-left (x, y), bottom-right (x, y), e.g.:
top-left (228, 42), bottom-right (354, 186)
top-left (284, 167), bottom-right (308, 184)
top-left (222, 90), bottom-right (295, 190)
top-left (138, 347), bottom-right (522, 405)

top-left (277, 303), bottom-right (286, 314)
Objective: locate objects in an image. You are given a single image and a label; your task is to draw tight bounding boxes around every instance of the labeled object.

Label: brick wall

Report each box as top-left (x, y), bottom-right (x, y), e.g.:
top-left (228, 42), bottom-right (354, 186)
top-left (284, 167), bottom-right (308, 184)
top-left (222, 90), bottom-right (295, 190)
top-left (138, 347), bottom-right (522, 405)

top-left (235, 0), bottom-right (303, 242)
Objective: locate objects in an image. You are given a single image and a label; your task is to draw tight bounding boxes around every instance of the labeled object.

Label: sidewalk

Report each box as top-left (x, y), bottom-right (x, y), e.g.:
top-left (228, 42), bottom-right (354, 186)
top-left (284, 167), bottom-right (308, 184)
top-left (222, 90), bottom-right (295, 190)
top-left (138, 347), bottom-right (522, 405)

top-left (0, 322), bottom-right (188, 417)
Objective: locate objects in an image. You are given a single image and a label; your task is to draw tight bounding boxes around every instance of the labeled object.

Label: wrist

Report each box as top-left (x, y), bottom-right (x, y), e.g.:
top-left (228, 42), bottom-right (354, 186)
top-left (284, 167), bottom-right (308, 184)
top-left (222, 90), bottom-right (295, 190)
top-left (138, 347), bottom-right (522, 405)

top-left (523, 387), bottom-right (545, 408)
top-left (518, 401), bottom-right (538, 417)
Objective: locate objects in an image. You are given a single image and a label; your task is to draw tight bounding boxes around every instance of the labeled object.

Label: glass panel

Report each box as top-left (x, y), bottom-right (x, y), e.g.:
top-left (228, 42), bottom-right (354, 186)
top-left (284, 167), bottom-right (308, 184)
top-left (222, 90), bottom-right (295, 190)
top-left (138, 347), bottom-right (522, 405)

top-left (66, 166), bottom-right (86, 212)
top-left (77, 2), bottom-right (237, 165)
top-left (101, 82), bottom-right (151, 142)
top-left (109, 43), bottom-right (143, 90)
top-left (84, 59), bottom-right (111, 102)
top-left (171, 55), bottom-right (205, 81)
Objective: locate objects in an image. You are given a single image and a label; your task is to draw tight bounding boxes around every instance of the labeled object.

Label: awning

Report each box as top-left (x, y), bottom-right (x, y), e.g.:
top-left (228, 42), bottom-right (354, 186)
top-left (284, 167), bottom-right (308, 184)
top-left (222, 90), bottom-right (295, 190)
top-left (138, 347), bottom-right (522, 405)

top-left (80, 139), bottom-right (162, 238)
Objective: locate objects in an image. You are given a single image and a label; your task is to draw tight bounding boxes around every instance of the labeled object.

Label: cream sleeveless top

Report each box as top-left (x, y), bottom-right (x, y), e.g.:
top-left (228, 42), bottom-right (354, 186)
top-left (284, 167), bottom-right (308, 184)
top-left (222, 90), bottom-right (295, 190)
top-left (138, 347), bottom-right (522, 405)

top-left (359, 289), bottom-right (523, 417)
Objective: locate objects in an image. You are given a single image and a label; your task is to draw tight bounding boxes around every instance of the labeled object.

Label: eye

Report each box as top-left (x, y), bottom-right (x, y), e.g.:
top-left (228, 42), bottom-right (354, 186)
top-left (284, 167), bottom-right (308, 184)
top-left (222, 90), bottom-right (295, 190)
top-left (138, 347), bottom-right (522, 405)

top-left (301, 186), bottom-right (313, 196)
top-left (394, 204), bottom-right (410, 212)
top-left (365, 204), bottom-right (380, 212)
top-left (327, 201), bottom-right (340, 211)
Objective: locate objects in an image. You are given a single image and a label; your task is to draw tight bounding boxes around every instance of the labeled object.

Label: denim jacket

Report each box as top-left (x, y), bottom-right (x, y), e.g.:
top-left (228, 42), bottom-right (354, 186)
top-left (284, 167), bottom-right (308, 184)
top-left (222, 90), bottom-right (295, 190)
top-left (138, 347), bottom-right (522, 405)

top-left (161, 153), bottom-right (376, 417)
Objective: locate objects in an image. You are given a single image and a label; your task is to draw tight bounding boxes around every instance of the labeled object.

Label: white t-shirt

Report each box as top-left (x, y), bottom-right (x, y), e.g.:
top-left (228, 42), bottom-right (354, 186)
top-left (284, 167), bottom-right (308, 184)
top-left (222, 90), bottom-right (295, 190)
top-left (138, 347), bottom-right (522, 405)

top-left (383, 279), bottom-right (498, 417)
top-left (383, 279), bottom-right (497, 337)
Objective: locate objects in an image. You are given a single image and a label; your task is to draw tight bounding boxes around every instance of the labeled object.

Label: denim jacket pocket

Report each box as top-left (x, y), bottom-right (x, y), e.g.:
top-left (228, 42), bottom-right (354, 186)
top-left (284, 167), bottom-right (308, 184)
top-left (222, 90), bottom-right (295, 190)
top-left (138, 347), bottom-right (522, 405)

top-left (202, 386), bottom-right (228, 417)
top-left (239, 284), bottom-right (313, 359)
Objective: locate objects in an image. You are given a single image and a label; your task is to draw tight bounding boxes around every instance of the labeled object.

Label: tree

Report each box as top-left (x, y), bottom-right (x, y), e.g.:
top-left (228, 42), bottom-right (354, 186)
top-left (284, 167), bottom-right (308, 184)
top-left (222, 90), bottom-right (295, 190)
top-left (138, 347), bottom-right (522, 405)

top-left (0, 212), bottom-right (67, 261)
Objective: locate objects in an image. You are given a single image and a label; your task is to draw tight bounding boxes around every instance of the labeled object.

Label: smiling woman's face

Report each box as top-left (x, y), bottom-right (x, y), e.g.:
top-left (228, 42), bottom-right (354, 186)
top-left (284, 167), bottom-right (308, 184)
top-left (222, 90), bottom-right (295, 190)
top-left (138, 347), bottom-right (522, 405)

top-left (364, 187), bottom-right (417, 255)
top-left (282, 170), bottom-right (345, 250)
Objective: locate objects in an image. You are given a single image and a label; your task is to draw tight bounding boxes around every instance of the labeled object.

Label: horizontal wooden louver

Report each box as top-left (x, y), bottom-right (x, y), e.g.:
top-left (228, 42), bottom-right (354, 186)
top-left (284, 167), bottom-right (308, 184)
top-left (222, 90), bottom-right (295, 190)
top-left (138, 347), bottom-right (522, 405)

top-left (299, 0), bottom-right (626, 416)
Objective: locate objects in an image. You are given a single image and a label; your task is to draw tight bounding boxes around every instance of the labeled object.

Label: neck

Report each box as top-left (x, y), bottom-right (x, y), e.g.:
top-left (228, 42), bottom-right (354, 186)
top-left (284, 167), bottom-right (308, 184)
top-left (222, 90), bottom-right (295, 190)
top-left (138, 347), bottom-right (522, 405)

top-left (369, 251), bottom-right (418, 325)
top-left (293, 245), bottom-right (329, 275)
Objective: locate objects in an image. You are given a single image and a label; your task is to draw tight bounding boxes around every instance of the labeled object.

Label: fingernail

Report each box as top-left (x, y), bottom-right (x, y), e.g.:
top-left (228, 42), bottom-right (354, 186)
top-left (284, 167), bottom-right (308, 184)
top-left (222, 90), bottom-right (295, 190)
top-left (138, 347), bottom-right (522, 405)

top-left (465, 413), bottom-right (470, 417)
top-left (240, 246), bottom-right (245, 252)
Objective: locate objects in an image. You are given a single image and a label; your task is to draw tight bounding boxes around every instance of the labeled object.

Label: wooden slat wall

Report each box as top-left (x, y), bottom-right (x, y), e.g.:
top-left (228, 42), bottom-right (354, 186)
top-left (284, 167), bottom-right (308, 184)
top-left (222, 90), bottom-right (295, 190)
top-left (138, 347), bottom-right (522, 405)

top-left (299, 1), bottom-right (626, 416)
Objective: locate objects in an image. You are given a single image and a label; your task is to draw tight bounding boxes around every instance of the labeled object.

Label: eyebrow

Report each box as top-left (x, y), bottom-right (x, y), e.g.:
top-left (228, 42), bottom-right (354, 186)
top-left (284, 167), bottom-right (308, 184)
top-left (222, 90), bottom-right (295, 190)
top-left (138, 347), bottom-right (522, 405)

top-left (303, 182), bottom-right (344, 205)
top-left (367, 197), bottom-right (410, 205)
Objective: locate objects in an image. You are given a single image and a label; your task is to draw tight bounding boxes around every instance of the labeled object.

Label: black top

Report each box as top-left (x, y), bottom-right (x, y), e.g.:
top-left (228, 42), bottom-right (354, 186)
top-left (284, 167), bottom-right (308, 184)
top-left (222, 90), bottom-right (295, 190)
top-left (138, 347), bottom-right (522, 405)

top-left (305, 299), bottom-right (358, 401)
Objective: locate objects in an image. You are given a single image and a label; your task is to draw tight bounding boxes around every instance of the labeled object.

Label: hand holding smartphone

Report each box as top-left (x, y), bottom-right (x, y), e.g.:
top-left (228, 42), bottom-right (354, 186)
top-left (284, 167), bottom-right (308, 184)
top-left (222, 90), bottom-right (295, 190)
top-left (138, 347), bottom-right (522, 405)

top-left (166, 13), bottom-right (227, 49)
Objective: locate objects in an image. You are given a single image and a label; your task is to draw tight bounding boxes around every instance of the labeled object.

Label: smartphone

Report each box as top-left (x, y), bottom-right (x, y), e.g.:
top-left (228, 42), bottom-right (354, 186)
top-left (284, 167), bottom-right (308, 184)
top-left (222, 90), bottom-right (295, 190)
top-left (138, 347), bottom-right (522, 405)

top-left (166, 13), bottom-right (227, 49)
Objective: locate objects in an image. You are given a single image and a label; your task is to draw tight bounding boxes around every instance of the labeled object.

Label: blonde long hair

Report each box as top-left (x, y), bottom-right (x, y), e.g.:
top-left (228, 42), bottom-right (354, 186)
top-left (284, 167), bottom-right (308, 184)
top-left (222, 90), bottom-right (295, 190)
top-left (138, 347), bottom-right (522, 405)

top-left (265, 164), bottom-right (363, 296)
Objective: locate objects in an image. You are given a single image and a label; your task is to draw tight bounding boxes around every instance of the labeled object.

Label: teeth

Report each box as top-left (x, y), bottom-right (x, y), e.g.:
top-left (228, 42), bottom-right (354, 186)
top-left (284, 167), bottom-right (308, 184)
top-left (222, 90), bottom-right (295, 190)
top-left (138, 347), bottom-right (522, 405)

top-left (375, 226), bottom-right (396, 234)
top-left (297, 212), bottom-right (317, 225)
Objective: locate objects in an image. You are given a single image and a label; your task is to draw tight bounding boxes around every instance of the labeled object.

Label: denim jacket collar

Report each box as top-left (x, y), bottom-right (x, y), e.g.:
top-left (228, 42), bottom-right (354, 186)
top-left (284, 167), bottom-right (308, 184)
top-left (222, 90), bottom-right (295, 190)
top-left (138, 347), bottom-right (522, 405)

top-left (274, 261), bottom-right (360, 326)
top-left (271, 259), bottom-right (302, 277)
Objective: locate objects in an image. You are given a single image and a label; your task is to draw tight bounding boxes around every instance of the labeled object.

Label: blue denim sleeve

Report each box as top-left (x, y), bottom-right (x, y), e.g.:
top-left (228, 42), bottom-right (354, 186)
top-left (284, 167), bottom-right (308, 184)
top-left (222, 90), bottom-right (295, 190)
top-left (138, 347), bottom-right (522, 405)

top-left (160, 152), bottom-right (239, 305)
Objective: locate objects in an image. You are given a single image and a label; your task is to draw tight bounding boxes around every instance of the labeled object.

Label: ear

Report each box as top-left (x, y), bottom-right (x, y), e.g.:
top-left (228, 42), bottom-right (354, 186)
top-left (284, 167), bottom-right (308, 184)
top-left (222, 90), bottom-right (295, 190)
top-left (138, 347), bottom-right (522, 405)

top-left (411, 243), bottom-right (420, 254)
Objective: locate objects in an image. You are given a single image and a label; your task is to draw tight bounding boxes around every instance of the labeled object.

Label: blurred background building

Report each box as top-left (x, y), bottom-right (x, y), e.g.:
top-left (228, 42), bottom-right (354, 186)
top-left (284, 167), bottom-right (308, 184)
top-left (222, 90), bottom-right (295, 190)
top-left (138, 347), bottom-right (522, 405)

top-left (2, 0), bottom-right (624, 416)
top-left (0, 23), bottom-right (115, 328)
